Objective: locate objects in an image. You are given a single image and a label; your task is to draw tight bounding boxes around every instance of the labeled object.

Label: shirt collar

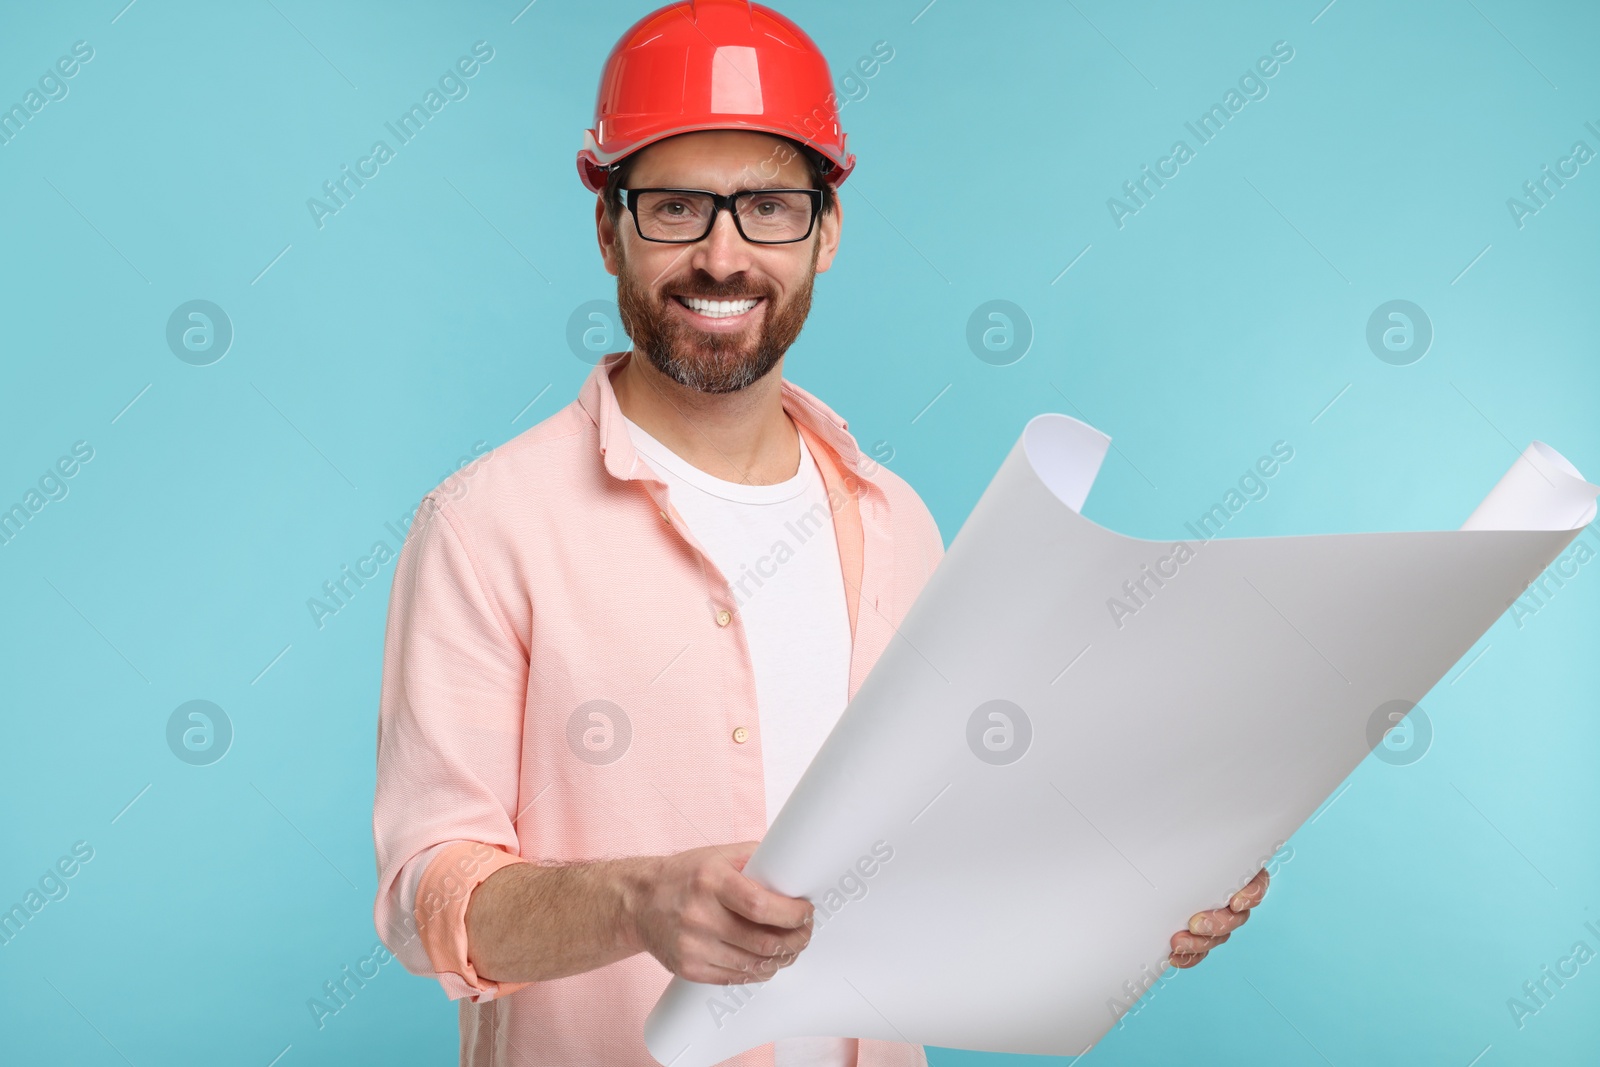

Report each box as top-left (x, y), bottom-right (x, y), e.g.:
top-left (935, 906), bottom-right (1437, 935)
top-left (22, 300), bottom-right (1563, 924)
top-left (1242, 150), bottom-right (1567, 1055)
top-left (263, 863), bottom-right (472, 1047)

top-left (577, 350), bottom-right (868, 484)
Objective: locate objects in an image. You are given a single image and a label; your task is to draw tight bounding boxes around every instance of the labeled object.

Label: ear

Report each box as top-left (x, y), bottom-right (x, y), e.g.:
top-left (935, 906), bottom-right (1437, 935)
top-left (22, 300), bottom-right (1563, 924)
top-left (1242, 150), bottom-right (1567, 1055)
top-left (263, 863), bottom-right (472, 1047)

top-left (813, 195), bottom-right (842, 274)
top-left (597, 195), bottom-right (621, 277)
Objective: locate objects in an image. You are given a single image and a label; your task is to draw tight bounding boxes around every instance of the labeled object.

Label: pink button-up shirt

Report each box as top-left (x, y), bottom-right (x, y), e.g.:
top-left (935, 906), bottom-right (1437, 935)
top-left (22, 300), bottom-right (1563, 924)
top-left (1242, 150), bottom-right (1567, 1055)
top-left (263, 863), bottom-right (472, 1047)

top-left (372, 351), bottom-right (945, 1066)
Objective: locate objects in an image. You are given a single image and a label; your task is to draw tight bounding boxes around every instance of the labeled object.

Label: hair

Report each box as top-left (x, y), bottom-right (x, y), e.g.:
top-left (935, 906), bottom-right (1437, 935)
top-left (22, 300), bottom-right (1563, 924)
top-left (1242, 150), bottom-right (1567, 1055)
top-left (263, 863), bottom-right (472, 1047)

top-left (602, 135), bottom-right (837, 222)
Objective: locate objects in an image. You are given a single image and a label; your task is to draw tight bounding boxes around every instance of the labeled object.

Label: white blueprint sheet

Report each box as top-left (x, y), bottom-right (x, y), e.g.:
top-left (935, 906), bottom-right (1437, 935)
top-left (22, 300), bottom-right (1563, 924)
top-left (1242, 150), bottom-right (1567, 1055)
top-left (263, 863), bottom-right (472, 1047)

top-left (644, 414), bottom-right (1598, 1064)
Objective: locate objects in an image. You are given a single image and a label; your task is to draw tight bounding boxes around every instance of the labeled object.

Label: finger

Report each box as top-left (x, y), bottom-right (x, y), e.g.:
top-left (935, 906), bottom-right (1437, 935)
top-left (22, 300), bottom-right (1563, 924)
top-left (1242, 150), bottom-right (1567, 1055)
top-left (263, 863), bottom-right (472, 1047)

top-left (700, 954), bottom-right (788, 985)
top-left (702, 963), bottom-right (755, 985)
top-left (1170, 929), bottom-right (1230, 955)
top-left (1230, 868), bottom-right (1270, 912)
top-left (672, 921), bottom-right (798, 986)
top-left (716, 869), bottom-right (815, 931)
top-left (709, 936), bottom-right (805, 983)
top-left (720, 840), bottom-right (760, 874)
top-left (1188, 905), bottom-right (1250, 937)
top-left (717, 911), bottom-right (812, 962)
top-left (1168, 951), bottom-right (1206, 969)
top-left (755, 942), bottom-right (805, 976)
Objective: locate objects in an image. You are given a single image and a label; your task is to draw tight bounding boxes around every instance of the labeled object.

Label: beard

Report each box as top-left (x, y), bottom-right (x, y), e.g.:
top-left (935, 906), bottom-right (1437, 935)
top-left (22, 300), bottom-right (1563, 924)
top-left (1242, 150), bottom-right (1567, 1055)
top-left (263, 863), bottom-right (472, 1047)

top-left (614, 239), bottom-right (819, 395)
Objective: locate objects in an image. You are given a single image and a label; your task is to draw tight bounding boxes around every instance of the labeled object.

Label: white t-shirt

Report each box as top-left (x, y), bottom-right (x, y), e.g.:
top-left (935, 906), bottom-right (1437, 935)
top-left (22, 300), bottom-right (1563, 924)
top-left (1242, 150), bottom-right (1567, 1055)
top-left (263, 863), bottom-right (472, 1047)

top-left (620, 411), bottom-right (857, 1067)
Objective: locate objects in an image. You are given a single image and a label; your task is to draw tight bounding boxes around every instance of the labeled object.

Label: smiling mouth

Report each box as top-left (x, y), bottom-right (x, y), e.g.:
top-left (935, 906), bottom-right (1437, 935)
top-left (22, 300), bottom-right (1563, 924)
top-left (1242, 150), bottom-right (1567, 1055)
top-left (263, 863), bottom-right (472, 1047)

top-left (672, 294), bottom-right (764, 320)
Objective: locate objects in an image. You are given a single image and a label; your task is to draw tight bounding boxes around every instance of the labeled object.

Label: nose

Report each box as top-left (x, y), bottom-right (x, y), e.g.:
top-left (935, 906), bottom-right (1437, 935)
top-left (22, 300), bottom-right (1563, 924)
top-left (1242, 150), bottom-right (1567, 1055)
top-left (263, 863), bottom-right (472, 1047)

top-left (688, 203), bottom-right (755, 282)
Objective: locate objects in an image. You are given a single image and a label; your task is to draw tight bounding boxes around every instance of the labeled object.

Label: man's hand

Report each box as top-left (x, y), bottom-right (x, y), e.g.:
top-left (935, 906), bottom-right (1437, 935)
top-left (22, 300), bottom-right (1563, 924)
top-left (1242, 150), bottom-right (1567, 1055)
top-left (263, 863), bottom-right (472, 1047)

top-left (1167, 868), bottom-right (1269, 969)
top-left (631, 840), bottom-right (815, 985)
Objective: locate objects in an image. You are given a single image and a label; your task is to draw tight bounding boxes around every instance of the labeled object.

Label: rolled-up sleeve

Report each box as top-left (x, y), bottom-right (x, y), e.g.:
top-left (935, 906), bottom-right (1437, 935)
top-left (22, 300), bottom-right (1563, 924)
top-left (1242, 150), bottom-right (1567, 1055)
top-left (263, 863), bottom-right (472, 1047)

top-left (372, 493), bottom-right (533, 1002)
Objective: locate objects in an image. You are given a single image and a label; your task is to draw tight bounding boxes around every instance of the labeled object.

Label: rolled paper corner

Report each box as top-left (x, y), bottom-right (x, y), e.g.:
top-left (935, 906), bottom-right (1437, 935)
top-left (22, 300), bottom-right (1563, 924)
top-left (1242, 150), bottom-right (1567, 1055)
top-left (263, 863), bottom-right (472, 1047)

top-left (1460, 441), bottom-right (1598, 532)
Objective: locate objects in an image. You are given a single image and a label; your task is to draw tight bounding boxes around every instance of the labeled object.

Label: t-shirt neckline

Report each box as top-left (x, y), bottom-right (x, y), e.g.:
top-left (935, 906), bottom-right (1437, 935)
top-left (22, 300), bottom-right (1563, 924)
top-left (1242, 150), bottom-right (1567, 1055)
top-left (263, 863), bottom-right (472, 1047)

top-left (619, 411), bottom-right (816, 504)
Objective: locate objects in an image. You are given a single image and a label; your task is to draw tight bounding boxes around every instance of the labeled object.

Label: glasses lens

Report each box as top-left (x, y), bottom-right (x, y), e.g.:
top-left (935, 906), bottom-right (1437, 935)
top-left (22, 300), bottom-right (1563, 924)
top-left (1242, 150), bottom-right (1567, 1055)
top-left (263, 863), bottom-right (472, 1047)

top-left (735, 191), bottom-right (814, 241)
top-left (631, 190), bottom-right (814, 242)
top-left (634, 191), bottom-right (715, 240)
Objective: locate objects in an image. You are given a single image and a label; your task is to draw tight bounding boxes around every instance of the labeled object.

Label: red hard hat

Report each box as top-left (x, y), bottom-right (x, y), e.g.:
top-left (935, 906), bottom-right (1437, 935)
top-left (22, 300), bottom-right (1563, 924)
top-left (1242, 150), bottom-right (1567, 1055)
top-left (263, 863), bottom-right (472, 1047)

top-left (577, 0), bottom-right (856, 193)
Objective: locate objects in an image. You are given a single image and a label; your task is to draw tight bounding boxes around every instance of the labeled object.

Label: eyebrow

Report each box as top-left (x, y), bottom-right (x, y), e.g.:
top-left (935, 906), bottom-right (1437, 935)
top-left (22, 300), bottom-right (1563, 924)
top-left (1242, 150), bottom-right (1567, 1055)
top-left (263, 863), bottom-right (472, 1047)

top-left (634, 182), bottom-right (812, 192)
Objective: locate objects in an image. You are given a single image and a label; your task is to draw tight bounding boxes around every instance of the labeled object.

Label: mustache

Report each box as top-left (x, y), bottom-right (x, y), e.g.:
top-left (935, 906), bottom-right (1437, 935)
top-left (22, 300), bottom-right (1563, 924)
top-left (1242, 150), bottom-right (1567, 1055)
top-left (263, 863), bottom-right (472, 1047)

top-left (662, 277), bottom-right (772, 301)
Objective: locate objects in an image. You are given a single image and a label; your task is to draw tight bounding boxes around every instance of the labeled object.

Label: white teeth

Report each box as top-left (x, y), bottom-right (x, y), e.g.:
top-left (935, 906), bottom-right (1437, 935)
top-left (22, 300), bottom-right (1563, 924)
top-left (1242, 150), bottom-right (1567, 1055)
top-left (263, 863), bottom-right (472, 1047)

top-left (680, 296), bottom-right (759, 318)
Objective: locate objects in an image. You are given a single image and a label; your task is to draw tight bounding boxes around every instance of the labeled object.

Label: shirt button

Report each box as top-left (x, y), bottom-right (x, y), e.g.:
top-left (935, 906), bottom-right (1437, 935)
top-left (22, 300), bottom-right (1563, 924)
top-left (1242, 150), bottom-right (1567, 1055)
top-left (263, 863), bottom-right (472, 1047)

top-left (660, 509), bottom-right (671, 523)
top-left (716, 609), bottom-right (732, 627)
top-left (732, 726), bottom-right (749, 743)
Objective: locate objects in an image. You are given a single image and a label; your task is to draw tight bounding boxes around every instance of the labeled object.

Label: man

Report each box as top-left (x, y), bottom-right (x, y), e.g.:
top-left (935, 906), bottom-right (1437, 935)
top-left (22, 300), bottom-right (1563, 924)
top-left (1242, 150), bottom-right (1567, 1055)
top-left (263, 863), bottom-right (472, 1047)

top-left (372, 3), bottom-right (1268, 1065)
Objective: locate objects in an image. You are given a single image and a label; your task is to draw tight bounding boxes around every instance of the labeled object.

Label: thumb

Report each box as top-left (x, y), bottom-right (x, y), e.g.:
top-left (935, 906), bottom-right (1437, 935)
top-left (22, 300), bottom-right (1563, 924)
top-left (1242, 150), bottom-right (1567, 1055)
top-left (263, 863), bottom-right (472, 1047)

top-left (725, 840), bottom-right (761, 873)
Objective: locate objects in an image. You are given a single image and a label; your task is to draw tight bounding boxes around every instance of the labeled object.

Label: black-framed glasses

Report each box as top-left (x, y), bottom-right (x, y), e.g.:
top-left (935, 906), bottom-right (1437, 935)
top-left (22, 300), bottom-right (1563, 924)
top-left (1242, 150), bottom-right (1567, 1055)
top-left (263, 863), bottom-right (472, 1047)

top-left (618, 187), bottom-right (822, 244)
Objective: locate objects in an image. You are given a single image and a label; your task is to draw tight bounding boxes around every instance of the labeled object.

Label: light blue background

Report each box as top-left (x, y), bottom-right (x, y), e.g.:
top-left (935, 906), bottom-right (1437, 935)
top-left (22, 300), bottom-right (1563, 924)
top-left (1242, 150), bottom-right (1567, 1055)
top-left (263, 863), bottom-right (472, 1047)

top-left (2, 1), bottom-right (1597, 1064)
